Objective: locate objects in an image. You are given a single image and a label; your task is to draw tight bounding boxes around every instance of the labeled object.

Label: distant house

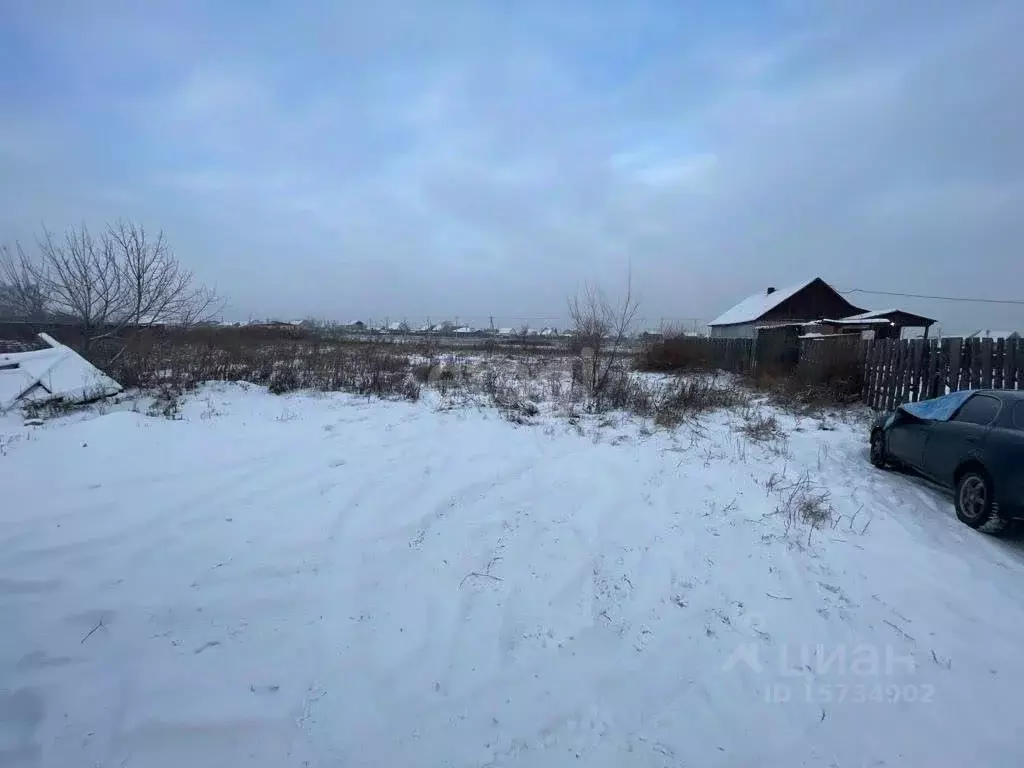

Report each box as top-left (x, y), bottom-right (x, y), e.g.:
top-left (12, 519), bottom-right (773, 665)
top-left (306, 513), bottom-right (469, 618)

top-left (709, 279), bottom-right (938, 340)
top-left (708, 278), bottom-right (865, 339)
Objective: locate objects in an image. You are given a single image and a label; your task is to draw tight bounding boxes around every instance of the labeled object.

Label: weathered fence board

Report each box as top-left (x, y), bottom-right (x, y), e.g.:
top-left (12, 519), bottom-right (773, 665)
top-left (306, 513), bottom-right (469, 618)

top-left (949, 338), bottom-right (962, 392)
top-left (924, 340), bottom-right (939, 400)
top-left (855, 335), bottom-right (1021, 410)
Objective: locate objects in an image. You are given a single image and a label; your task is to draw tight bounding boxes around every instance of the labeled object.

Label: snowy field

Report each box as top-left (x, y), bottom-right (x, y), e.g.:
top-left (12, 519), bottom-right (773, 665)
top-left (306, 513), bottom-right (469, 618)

top-left (3, 383), bottom-right (1024, 767)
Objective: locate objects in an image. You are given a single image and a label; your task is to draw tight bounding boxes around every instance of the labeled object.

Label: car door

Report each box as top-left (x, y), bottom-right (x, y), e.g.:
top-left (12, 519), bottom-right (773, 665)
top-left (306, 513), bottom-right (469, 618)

top-left (887, 418), bottom-right (933, 470)
top-left (921, 394), bottom-right (1001, 487)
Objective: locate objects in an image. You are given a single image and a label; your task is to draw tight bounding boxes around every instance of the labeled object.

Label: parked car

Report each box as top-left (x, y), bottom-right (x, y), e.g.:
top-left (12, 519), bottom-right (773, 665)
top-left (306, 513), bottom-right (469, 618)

top-left (869, 390), bottom-right (1024, 534)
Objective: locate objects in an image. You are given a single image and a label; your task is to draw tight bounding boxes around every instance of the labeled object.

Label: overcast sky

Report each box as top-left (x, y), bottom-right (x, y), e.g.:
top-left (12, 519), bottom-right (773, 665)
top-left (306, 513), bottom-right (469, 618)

top-left (2, 0), bottom-right (1022, 333)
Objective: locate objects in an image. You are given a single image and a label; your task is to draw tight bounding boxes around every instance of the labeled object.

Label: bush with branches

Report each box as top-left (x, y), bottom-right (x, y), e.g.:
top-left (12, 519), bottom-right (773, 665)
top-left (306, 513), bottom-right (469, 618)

top-left (567, 272), bottom-right (639, 411)
top-left (0, 220), bottom-right (222, 357)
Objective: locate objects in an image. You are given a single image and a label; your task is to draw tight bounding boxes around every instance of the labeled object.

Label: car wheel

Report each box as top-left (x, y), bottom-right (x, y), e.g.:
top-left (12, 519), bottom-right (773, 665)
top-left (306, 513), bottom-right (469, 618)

top-left (869, 430), bottom-right (887, 469)
top-left (955, 470), bottom-right (1008, 535)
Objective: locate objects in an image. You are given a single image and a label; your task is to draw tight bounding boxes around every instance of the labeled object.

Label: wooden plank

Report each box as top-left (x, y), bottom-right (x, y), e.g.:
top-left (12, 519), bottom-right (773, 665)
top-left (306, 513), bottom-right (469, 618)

top-left (887, 339), bottom-right (900, 410)
top-left (887, 340), bottom-right (902, 410)
top-left (966, 339), bottom-right (974, 391)
top-left (901, 339), bottom-right (914, 403)
top-left (994, 338), bottom-right (1005, 389)
top-left (907, 339), bottom-right (920, 402)
top-left (1008, 339), bottom-right (1015, 389)
top-left (936, 338), bottom-right (949, 397)
top-left (879, 340), bottom-right (891, 410)
top-left (858, 339), bottom-right (870, 401)
top-left (981, 337), bottom-right (994, 389)
top-left (1012, 339), bottom-right (1022, 390)
top-left (918, 340), bottom-right (929, 399)
top-left (874, 340), bottom-right (887, 410)
top-left (924, 339), bottom-right (939, 399)
top-left (868, 340), bottom-right (883, 408)
top-left (895, 339), bottom-right (905, 404)
top-left (949, 337), bottom-right (962, 391)
top-left (1012, 339), bottom-right (1021, 389)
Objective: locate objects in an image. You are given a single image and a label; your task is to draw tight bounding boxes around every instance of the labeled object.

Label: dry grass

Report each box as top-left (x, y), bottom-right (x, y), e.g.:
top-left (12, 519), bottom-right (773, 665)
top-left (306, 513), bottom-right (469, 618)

top-left (748, 363), bottom-right (864, 414)
top-left (95, 331), bottom-right (423, 402)
top-left (768, 472), bottom-right (835, 534)
top-left (738, 410), bottom-right (783, 443)
top-left (652, 375), bottom-right (746, 427)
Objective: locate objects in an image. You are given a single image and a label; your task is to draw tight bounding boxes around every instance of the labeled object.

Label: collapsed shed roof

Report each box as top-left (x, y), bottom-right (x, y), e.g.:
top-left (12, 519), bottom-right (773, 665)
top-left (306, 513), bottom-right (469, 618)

top-left (0, 334), bottom-right (122, 411)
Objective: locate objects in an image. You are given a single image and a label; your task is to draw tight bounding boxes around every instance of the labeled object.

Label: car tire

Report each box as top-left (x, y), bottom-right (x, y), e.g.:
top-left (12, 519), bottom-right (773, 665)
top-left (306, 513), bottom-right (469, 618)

top-left (954, 470), bottom-right (1008, 535)
top-left (869, 430), bottom-right (887, 469)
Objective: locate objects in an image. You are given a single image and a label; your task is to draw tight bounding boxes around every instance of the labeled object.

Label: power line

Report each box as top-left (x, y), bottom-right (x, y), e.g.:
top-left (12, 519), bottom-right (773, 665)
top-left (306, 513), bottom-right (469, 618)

top-left (839, 288), bottom-right (1024, 306)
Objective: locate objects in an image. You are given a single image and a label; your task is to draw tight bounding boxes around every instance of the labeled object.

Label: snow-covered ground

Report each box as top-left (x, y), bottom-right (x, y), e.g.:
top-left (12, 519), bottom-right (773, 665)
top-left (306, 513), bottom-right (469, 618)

top-left (3, 384), bottom-right (1023, 767)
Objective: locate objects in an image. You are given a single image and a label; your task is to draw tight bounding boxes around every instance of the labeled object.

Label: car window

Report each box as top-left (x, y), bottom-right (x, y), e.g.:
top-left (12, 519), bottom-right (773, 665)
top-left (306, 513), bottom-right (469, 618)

top-left (1013, 401), bottom-right (1024, 431)
top-left (953, 395), bottom-right (1001, 426)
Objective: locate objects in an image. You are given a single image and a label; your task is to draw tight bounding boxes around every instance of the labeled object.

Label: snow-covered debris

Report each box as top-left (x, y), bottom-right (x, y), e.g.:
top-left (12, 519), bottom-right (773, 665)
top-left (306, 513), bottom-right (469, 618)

top-left (0, 333), bottom-right (122, 412)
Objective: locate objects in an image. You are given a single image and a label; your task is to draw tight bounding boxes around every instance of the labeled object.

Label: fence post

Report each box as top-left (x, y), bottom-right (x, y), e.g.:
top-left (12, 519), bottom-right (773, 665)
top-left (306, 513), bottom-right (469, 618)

top-left (1006, 339), bottom-right (1019, 390)
top-left (909, 339), bottom-right (922, 402)
top-left (949, 337), bottom-right (962, 391)
top-left (994, 338), bottom-right (1005, 389)
top-left (925, 339), bottom-right (938, 399)
top-left (980, 337), bottom-right (994, 389)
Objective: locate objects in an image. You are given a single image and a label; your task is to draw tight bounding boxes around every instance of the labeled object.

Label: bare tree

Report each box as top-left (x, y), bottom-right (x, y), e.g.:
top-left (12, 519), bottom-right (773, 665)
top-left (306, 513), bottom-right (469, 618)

top-left (0, 221), bottom-right (223, 353)
top-left (0, 242), bottom-right (48, 319)
top-left (568, 269), bottom-right (640, 405)
top-left (106, 220), bottom-right (219, 333)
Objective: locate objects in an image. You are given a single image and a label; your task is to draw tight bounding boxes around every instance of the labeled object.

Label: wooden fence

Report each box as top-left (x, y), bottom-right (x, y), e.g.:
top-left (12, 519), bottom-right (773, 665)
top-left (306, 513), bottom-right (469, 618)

top-left (641, 332), bottom-right (1022, 410)
top-left (859, 336), bottom-right (1024, 411)
top-left (639, 336), bottom-right (754, 373)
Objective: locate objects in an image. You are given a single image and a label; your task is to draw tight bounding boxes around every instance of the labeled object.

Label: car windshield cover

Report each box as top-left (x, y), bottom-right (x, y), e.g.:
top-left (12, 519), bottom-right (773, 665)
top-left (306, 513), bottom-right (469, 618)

top-left (898, 390), bottom-right (974, 422)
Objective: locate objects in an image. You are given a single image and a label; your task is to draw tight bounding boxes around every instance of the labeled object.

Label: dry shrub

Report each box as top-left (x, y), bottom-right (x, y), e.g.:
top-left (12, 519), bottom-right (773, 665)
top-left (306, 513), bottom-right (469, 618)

top-left (652, 375), bottom-right (743, 427)
top-left (637, 337), bottom-right (715, 372)
top-left (147, 383), bottom-right (183, 419)
top-left (481, 368), bottom-right (539, 423)
top-left (99, 329), bottom-right (421, 402)
top-left (268, 364), bottom-right (301, 395)
top-left (748, 362), bottom-right (863, 413)
top-left (598, 370), bottom-right (656, 415)
top-left (772, 473), bottom-right (834, 532)
top-left (739, 411), bottom-right (782, 443)
top-left (411, 362), bottom-right (433, 383)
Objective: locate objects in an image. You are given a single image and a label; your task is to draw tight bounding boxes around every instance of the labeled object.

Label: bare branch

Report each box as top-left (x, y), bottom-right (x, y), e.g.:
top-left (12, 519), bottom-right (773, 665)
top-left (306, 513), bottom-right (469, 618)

top-left (2, 220), bottom-right (224, 353)
top-left (0, 241), bottom-right (49, 319)
top-left (567, 263), bottom-right (640, 407)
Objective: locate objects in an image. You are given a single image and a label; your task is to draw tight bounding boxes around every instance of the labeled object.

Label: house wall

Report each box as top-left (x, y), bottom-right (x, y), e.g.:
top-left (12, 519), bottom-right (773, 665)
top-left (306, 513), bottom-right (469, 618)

top-left (709, 322), bottom-right (757, 339)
